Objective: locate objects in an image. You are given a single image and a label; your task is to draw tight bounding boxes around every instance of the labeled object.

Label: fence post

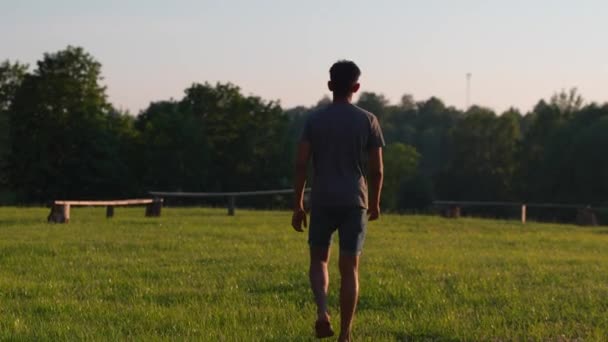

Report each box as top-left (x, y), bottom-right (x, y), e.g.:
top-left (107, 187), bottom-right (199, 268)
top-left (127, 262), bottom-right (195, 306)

top-left (521, 204), bottom-right (526, 224)
top-left (228, 196), bottom-right (236, 216)
top-left (106, 206), bottom-right (114, 218)
top-left (443, 205), bottom-right (460, 218)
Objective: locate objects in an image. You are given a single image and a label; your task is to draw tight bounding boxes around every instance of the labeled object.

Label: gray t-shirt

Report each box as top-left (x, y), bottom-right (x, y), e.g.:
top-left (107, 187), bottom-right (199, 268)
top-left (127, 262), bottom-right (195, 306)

top-left (301, 102), bottom-right (385, 209)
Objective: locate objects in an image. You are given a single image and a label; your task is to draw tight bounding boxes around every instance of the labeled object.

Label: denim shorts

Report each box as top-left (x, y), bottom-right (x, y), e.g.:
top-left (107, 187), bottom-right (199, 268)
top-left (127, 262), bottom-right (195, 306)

top-left (308, 206), bottom-right (367, 255)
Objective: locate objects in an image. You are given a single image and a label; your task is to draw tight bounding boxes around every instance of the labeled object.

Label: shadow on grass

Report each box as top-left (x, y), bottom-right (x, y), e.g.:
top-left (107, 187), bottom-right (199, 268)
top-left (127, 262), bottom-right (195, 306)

top-left (0, 219), bottom-right (17, 226)
top-left (109, 219), bottom-right (163, 226)
top-left (0, 218), bottom-right (47, 226)
top-left (396, 332), bottom-right (461, 342)
top-left (161, 208), bottom-right (234, 217)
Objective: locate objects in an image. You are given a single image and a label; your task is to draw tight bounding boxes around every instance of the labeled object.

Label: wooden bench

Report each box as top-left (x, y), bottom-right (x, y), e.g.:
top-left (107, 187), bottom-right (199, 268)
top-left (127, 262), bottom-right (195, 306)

top-left (48, 198), bottom-right (163, 223)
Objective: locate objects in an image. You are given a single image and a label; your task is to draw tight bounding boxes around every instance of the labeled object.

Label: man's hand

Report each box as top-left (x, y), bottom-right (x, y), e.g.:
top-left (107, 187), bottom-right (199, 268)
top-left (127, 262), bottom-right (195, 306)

top-left (368, 205), bottom-right (380, 221)
top-left (291, 207), bottom-right (308, 232)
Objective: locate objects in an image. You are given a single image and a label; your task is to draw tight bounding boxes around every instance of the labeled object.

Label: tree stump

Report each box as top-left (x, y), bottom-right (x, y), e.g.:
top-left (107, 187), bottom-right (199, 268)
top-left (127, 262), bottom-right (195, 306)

top-left (577, 208), bottom-right (598, 226)
top-left (145, 198), bottom-right (163, 217)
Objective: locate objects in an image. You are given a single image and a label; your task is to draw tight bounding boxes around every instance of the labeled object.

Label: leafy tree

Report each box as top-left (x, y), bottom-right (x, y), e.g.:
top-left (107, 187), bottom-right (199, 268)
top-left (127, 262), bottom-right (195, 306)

top-left (180, 82), bottom-right (288, 192)
top-left (0, 61), bottom-right (28, 197)
top-left (531, 103), bottom-right (608, 204)
top-left (8, 46), bottom-right (130, 201)
top-left (567, 111), bottom-right (608, 204)
top-left (517, 99), bottom-right (568, 201)
top-left (356, 92), bottom-right (389, 121)
top-left (439, 106), bottom-right (519, 201)
top-left (550, 87), bottom-right (584, 115)
top-left (314, 96), bottom-right (332, 109)
top-left (135, 100), bottom-right (209, 193)
top-left (382, 143), bottom-right (420, 210)
top-left (0, 61), bottom-right (28, 113)
top-left (415, 97), bottom-right (461, 177)
top-left (399, 94), bottom-right (417, 111)
top-left (136, 82), bottom-right (289, 200)
top-left (398, 173), bottom-right (434, 211)
top-left (383, 94), bottom-right (418, 145)
top-left (3, 45), bottom-right (608, 216)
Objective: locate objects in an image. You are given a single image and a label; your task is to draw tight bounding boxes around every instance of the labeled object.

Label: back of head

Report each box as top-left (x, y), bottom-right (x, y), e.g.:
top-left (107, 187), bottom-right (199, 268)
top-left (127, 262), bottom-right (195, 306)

top-left (329, 60), bottom-right (361, 97)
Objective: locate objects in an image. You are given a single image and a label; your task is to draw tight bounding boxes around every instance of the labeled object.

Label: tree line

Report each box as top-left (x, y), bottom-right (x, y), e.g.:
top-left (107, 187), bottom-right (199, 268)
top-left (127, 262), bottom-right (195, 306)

top-left (1, 46), bottom-right (607, 220)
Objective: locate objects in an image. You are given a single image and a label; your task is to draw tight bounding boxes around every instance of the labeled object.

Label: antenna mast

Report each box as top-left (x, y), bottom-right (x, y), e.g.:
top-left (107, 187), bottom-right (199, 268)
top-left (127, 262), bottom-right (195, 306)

top-left (466, 72), bottom-right (472, 110)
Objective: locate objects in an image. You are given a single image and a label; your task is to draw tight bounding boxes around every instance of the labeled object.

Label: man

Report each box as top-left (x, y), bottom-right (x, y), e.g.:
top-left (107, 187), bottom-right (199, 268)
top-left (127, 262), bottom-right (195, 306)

top-left (291, 60), bottom-right (385, 341)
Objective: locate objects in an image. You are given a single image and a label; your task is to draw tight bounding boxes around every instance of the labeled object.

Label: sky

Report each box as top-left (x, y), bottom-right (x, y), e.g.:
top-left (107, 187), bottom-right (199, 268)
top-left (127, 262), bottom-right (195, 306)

top-left (1, 0), bottom-right (607, 114)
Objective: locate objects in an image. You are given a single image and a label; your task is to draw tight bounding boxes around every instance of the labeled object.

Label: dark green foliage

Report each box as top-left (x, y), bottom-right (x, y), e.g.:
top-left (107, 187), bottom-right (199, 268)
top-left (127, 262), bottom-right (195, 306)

top-left (383, 143), bottom-right (420, 210)
top-left (2, 47), bottom-right (608, 216)
top-left (135, 82), bottom-right (290, 205)
top-left (438, 106), bottom-right (520, 201)
top-left (8, 46), bottom-right (131, 202)
top-left (0, 60), bottom-right (28, 202)
top-left (135, 100), bottom-right (209, 192)
top-left (528, 104), bottom-right (608, 204)
top-left (398, 173), bottom-right (434, 211)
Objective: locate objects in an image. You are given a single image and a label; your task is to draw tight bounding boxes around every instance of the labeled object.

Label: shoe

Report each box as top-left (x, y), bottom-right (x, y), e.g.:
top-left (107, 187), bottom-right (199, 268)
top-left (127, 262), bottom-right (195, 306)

top-left (315, 320), bottom-right (335, 339)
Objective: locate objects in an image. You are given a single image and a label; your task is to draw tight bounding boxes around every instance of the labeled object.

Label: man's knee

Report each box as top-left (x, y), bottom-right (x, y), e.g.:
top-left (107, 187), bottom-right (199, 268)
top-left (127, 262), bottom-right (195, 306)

top-left (311, 248), bottom-right (330, 263)
top-left (339, 255), bottom-right (359, 275)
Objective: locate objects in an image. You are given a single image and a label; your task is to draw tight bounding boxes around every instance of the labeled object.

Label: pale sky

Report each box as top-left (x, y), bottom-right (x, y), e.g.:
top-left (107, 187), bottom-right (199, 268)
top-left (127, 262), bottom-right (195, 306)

top-left (1, 0), bottom-right (607, 114)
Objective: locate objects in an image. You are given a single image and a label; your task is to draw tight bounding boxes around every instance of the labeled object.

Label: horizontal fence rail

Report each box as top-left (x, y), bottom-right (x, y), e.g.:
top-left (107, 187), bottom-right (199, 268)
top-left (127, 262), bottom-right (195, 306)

top-left (434, 201), bottom-right (605, 209)
top-left (433, 200), bottom-right (606, 226)
top-left (149, 189), bottom-right (310, 198)
top-left (149, 188), bottom-right (311, 216)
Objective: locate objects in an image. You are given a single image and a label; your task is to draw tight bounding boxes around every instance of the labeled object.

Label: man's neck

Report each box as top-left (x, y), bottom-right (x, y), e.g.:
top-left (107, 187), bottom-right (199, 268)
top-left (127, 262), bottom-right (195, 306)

top-left (332, 94), bottom-right (353, 104)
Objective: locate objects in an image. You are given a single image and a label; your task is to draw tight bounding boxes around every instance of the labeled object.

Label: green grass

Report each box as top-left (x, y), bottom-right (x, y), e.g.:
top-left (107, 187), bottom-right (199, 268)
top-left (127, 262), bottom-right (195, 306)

top-left (1, 207), bottom-right (608, 340)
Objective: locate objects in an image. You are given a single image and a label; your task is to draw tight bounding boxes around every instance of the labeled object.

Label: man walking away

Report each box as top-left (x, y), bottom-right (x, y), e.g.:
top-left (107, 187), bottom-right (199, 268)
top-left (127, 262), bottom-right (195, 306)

top-left (292, 60), bottom-right (385, 341)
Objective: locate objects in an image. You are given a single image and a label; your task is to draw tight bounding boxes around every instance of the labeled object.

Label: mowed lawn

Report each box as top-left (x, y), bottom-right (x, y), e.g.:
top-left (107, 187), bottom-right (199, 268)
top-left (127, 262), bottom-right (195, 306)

top-left (1, 207), bottom-right (608, 341)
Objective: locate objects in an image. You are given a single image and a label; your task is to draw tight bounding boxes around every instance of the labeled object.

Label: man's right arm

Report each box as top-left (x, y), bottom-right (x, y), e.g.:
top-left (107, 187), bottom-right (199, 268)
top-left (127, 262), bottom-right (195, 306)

top-left (292, 141), bottom-right (311, 232)
top-left (368, 147), bottom-right (384, 221)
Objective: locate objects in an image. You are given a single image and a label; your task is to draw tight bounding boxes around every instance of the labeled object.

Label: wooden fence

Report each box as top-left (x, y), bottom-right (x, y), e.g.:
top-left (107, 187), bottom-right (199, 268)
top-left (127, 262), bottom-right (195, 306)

top-left (433, 200), bottom-right (603, 226)
top-left (149, 188), bottom-right (310, 216)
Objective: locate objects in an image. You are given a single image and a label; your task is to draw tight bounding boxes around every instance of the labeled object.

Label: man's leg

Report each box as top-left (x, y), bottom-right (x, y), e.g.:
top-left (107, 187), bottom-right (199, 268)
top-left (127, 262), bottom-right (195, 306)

top-left (338, 253), bottom-right (359, 342)
top-left (336, 207), bottom-right (366, 342)
top-left (309, 247), bottom-right (331, 322)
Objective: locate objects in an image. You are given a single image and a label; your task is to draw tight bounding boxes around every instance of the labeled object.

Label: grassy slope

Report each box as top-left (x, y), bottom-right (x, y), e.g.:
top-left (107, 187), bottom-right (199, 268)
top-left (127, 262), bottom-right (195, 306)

top-left (0, 207), bottom-right (607, 341)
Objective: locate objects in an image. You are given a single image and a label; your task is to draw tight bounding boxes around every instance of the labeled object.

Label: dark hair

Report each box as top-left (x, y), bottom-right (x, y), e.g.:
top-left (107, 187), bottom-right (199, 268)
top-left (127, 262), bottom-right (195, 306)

top-left (329, 60), bottom-right (361, 96)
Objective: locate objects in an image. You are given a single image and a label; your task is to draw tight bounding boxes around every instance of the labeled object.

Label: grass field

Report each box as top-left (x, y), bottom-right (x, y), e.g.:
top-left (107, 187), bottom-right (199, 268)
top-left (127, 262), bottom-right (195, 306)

top-left (1, 207), bottom-right (608, 341)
